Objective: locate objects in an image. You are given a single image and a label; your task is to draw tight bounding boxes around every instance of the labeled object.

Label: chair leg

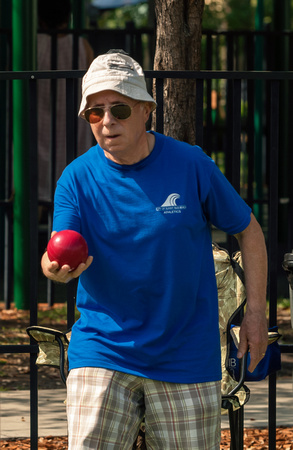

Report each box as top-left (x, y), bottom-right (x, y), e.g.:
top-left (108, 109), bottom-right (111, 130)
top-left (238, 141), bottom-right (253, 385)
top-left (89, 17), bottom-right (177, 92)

top-left (228, 407), bottom-right (238, 450)
top-left (237, 405), bottom-right (244, 448)
top-left (228, 405), bottom-right (244, 450)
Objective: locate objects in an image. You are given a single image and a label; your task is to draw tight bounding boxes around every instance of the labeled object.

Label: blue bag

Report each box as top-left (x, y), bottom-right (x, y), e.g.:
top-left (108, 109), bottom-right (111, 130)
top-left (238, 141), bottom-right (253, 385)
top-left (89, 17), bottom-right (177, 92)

top-left (228, 325), bottom-right (281, 382)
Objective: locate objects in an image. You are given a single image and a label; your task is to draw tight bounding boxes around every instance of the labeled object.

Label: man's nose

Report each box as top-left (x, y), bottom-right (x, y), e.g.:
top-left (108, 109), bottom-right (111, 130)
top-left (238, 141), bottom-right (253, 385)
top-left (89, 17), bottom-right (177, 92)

top-left (102, 109), bottom-right (115, 124)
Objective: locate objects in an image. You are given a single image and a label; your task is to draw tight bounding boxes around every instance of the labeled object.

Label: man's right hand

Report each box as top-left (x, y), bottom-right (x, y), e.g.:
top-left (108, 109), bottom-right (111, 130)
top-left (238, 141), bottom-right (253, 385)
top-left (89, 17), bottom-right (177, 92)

top-left (41, 251), bottom-right (93, 283)
top-left (41, 231), bottom-right (93, 283)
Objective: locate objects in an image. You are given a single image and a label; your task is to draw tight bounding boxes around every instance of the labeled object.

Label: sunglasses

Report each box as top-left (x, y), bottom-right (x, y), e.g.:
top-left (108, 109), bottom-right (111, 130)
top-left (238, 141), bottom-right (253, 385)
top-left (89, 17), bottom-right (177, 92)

top-left (84, 101), bottom-right (140, 124)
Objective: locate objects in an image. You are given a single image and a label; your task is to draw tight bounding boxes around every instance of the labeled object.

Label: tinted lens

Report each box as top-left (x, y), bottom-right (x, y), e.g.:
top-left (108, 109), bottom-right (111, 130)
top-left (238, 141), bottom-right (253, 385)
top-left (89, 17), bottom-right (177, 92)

top-left (84, 104), bottom-right (133, 123)
top-left (111, 104), bottom-right (132, 119)
top-left (85, 108), bottom-right (104, 123)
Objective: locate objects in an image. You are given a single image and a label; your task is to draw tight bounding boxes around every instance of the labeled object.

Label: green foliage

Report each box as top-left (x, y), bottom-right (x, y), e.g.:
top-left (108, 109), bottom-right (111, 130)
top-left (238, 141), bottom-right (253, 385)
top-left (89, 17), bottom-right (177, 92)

top-left (263, 0), bottom-right (274, 27)
top-left (203, 0), bottom-right (255, 31)
top-left (226, 0), bottom-right (255, 30)
top-left (203, 0), bottom-right (293, 32)
top-left (277, 297), bottom-right (290, 309)
top-left (202, 0), bottom-right (227, 30)
top-left (96, 3), bottom-right (149, 29)
top-left (90, 1), bottom-right (293, 33)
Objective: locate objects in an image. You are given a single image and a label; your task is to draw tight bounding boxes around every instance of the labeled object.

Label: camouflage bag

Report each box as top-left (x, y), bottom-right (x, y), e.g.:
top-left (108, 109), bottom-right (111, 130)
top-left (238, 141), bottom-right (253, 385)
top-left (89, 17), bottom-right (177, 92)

top-left (213, 243), bottom-right (250, 412)
top-left (26, 326), bottom-right (71, 384)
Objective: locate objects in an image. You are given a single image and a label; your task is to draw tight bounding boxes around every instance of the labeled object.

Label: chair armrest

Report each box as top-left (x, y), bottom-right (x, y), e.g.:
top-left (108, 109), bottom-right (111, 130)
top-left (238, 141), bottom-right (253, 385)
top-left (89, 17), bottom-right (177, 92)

top-left (226, 352), bottom-right (248, 396)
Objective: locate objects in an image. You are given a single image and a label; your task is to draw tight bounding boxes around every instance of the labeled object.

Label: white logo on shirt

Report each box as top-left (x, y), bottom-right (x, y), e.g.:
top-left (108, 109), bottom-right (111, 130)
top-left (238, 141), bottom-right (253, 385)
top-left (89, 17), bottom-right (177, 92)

top-left (161, 193), bottom-right (180, 207)
top-left (156, 193), bottom-right (187, 214)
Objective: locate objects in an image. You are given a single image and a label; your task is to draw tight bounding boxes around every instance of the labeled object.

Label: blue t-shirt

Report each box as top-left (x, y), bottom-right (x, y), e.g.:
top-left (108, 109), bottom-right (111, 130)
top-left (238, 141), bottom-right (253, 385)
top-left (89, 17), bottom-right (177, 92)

top-left (53, 131), bottom-right (251, 383)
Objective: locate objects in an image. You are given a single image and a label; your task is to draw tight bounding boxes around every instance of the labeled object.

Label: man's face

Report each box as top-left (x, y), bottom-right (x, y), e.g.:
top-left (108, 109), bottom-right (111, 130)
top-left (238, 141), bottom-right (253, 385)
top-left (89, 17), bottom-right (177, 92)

top-left (85, 90), bottom-right (152, 165)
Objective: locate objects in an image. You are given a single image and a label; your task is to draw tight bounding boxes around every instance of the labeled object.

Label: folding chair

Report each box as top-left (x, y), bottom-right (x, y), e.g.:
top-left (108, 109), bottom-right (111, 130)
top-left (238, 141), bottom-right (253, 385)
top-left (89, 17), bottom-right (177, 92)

top-left (27, 243), bottom-right (250, 449)
top-left (27, 326), bottom-right (71, 385)
top-left (282, 251), bottom-right (293, 327)
top-left (214, 243), bottom-right (250, 450)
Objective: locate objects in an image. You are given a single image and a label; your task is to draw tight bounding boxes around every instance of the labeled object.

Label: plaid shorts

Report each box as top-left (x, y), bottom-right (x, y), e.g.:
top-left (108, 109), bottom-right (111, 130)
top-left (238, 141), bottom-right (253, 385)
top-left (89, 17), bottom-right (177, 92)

top-left (67, 367), bottom-right (221, 450)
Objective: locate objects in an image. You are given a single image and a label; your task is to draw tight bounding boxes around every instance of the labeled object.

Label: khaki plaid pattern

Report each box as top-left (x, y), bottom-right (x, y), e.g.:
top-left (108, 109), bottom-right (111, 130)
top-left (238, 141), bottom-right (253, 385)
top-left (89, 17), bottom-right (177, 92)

top-left (67, 367), bottom-right (221, 449)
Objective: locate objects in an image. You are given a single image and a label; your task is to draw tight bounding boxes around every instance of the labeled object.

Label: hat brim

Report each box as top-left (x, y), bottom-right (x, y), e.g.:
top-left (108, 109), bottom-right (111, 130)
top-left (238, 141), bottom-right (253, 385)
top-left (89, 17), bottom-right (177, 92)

top-left (79, 82), bottom-right (156, 119)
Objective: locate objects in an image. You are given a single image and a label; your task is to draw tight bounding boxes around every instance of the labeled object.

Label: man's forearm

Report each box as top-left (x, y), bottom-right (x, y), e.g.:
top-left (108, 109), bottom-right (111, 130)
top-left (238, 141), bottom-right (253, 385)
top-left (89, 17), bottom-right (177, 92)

top-left (235, 213), bottom-right (267, 311)
top-left (234, 213), bottom-right (268, 371)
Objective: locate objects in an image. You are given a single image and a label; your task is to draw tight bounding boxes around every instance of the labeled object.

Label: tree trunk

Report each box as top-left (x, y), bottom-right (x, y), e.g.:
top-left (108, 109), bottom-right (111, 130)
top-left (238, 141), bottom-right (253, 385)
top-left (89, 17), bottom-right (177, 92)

top-left (153, 0), bottom-right (204, 144)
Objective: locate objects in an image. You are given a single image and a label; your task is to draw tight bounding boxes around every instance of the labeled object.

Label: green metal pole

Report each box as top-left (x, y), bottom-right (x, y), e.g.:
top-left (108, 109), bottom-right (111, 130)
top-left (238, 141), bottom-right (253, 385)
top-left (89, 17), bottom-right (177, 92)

top-left (12, 0), bottom-right (37, 309)
top-left (71, 0), bottom-right (85, 29)
top-left (0, 1), bottom-right (11, 278)
top-left (254, 0), bottom-right (264, 225)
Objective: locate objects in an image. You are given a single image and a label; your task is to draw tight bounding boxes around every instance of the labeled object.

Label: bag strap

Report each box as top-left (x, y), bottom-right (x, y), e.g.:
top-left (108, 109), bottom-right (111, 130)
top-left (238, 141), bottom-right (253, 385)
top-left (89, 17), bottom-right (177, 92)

top-left (231, 254), bottom-right (245, 286)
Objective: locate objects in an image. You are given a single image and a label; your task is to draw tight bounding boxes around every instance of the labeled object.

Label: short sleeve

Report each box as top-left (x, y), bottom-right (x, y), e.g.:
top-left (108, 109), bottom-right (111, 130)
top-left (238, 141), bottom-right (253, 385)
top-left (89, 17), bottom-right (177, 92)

top-left (203, 165), bottom-right (251, 235)
top-left (53, 179), bottom-right (81, 233)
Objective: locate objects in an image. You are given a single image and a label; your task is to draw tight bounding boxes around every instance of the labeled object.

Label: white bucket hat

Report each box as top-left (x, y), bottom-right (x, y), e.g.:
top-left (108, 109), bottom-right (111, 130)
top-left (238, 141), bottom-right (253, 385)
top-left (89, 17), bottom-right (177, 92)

top-left (79, 50), bottom-right (157, 119)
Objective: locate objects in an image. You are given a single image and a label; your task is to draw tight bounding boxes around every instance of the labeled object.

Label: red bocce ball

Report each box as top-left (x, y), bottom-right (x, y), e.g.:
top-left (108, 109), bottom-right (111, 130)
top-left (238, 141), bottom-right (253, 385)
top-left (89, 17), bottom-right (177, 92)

top-left (47, 230), bottom-right (88, 270)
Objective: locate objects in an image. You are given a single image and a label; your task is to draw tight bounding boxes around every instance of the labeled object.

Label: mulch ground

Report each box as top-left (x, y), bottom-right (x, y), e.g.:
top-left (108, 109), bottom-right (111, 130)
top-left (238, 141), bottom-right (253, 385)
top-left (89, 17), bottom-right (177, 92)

top-left (1, 303), bottom-right (293, 448)
top-left (0, 428), bottom-right (293, 449)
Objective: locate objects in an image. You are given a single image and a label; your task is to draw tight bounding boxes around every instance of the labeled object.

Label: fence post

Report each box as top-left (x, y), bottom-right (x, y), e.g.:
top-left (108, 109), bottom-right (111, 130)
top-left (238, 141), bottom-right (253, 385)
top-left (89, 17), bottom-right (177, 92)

top-left (273, 0), bottom-right (290, 244)
top-left (254, 0), bottom-right (264, 225)
top-left (12, 0), bottom-right (37, 310)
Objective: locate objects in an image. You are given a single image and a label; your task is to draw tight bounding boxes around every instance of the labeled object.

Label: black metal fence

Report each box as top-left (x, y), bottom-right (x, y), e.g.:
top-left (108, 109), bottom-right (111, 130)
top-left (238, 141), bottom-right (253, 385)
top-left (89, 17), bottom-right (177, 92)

top-left (1, 68), bottom-right (293, 448)
top-left (201, 29), bottom-right (293, 71)
top-left (2, 27), bottom-right (293, 71)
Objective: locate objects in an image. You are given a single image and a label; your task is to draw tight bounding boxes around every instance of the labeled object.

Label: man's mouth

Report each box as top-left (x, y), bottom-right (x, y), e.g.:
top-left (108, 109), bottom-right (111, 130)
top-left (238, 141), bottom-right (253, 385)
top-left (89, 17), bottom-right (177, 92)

top-left (105, 134), bottom-right (119, 139)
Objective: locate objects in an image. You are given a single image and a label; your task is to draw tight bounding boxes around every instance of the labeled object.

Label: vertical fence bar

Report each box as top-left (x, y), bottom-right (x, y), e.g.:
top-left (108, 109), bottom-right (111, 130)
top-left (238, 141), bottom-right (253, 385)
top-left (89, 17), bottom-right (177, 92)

top-left (50, 33), bottom-right (58, 201)
top-left (225, 78), bottom-right (233, 182)
top-left (226, 34), bottom-right (234, 70)
top-left (46, 57), bottom-right (58, 308)
top-left (66, 77), bottom-right (78, 328)
top-left (231, 79), bottom-right (242, 193)
top-left (254, 54), bottom-right (264, 225)
top-left (225, 78), bottom-right (242, 190)
top-left (246, 79), bottom-right (255, 208)
top-left (65, 78), bottom-right (77, 165)
top-left (205, 77), bottom-right (213, 155)
top-left (246, 33), bottom-right (255, 71)
top-left (154, 76), bottom-right (164, 134)
top-left (0, 7), bottom-right (9, 304)
top-left (4, 79), bottom-right (13, 308)
top-left (205, 32), bottom-right (213, 70)
top-left (28, 76), bottom-right (39, 322)
top-left (288, 71), bottom-right (293, 248)
top-left (226, 78), bottom-right (242, 253)
top-left (28, 75), bottom-right (39, 450)
top-left (195, 78), bottom-right (204, 148)
top-left (72, 31), bottom-right (79, 71)
top-left (267, 79), bottom-right (280, 450)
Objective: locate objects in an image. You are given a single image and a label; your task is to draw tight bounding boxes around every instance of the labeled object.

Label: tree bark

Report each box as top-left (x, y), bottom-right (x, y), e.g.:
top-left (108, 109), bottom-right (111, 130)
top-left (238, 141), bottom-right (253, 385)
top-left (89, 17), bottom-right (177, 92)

top-left (153, 0), bottom-right (204, 144)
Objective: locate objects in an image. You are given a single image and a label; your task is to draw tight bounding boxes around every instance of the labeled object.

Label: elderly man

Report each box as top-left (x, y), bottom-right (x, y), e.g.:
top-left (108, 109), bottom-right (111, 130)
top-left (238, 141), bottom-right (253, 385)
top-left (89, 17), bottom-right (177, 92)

top-left (41, 50), bottom-right (268, 449)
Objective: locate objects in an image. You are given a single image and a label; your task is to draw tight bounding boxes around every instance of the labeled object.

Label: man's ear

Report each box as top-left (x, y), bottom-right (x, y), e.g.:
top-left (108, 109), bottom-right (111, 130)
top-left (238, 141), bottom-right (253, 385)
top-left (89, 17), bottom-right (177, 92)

top-left (143, 102), bottom-right (153, 123)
